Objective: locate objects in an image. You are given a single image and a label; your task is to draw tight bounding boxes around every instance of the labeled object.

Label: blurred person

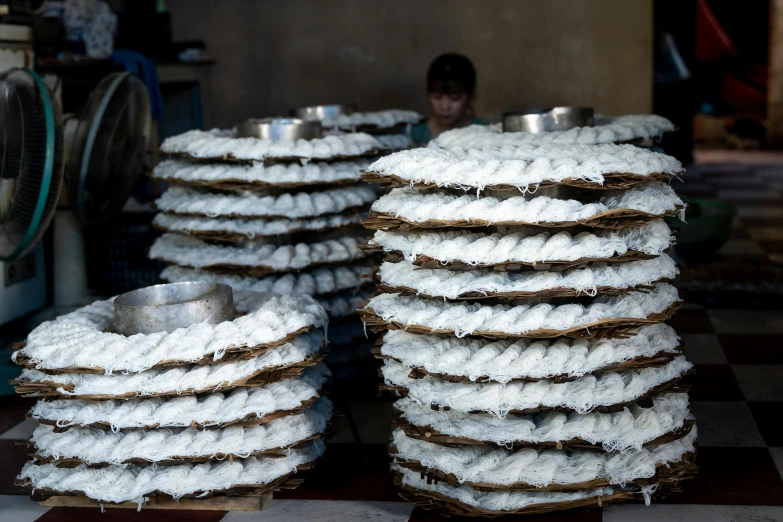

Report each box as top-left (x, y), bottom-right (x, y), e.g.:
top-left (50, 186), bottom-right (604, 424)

top-left (411, 53), bottom-right (488, 144)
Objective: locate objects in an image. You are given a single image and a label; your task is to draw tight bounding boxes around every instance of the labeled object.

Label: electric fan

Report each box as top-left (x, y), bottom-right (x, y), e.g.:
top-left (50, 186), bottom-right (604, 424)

top-left (64, 71), bottom-right (151, 225)
top-left (0, 67), bottom-right (152, 316)
top-left (0, 68), bottom-right (65, 262)
top-left (53, 71), bottom-right (151, 304)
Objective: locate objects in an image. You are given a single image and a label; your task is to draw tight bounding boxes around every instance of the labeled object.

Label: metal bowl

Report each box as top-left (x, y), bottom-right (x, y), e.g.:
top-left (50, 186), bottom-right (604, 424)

top-left (236, 118), bottom-right (323, 140)
top-left (502, 107), bottom-right (594, 133)
top-left (114, 282), bottom-right (234, 336)
top-left (291, 104), bottom-right (357, 121)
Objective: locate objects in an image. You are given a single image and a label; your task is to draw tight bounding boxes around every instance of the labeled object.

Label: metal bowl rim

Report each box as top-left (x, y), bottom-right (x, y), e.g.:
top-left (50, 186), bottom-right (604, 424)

top-left (114, 282), bottom-right (234, 308)
top-left (236, 118), bottom-right (323, 139)
top-left (292, 103), bottom-right (357, 114)
top-left (242, 117), bottom-right (312, 126)
top-left (502, 107), bottom-right (595, 117)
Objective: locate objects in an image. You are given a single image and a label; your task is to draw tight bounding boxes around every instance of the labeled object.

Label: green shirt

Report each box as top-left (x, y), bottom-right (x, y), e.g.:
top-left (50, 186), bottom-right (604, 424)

top-left (410, 117), bottom-right (489, 144)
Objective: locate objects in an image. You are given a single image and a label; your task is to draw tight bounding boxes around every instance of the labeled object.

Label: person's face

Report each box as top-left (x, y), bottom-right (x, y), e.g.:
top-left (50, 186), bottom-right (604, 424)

top-left (429, 91), bottom-right (470, 127)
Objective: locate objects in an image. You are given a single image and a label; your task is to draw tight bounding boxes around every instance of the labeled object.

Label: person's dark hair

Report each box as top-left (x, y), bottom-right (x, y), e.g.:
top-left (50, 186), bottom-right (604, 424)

top-left (427, 53), bottom-right (476, 97)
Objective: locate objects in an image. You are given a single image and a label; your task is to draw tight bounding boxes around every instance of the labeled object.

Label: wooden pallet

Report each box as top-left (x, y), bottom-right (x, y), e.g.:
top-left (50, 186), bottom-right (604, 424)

top-left (37, 492), bottom-right (273, 511)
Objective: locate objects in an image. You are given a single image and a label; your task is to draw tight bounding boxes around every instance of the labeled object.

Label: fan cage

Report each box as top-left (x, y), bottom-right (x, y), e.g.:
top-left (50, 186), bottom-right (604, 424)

top-left (68, 71), bottom-right (151, 226)
top-left (0, 68), bottom-right (64, 261)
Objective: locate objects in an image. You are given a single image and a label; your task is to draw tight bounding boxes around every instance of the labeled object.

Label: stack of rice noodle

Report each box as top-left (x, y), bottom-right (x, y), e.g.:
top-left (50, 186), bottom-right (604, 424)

top-left (358, 115), bottom-right (698, 516)
top-left (317, 109), bottom-right (422, 138)
top-left (147, 118), bottom-right (414, 368)
top-left (10, 292), bottom-right (331, 508)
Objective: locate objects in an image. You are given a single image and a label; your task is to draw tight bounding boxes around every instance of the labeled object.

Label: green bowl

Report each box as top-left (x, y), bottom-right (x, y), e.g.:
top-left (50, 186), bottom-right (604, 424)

top-left (666, 198), bottom-right (737, 260)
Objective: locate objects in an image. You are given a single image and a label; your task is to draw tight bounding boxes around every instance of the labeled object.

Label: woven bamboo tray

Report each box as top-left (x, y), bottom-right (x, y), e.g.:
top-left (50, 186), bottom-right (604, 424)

top-left (11, 351), bottom-right (327, 400)
top-left (12, 325), bottom-right (317, 374)
top-left (17, 461), bottom-right (317, 506)
top-left (391, 449), bottom-right (697, 492)
top-left (26, 433), bottom-right (323, 468)
top-left (359, 301), bottom-right (681, 340)
top-left (360, 170), bottom-right (681, 191)
top-left (153, 217), bottom-right (364, 244)
top-left (363, 207), bottom-right (683, 231)
top-left (157, 201), bottom-right (369, 220)
top-left (168, 150), bottom-right (383, 165)
top-left (379, 378), bottom-right (692, 415)
top-left (160, 265), bottom-right (374, 302)
top-left (372, 347), bottom-right (681, 383)
top-left (366, 248), bottom-right (660, 273)
top-left (393, 472), bottom-right (695, 517)
top-left (372, 273), bottom-right (670, 301)
top-left (394, 417), bottom-right (696, 451)
top-left (36, 492), bottom-right (274, 511)
top-left (150, 175), bottom-right (361, 193)
top-left (391, 469), bottom-right (632, 518)
top-left (31, 395), bottom-right (321, 433)
top-left (163, 253), bottom-right (372, 278)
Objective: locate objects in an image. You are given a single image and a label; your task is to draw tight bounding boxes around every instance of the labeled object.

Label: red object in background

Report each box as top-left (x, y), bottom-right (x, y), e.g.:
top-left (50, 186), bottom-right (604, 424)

top-left (696, 0), bottom-right (739, 64)
top-left (720, 71), bottom-right (767, 115)
top-left (696, 0), bottom-right (768, 116)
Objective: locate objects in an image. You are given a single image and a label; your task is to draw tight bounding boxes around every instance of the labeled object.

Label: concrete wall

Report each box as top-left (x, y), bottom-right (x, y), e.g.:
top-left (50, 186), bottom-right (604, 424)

top-left (168, 0), bottom-right (653, 128)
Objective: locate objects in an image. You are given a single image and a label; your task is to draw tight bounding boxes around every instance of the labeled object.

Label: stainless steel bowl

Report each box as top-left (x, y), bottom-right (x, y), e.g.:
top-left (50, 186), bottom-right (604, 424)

top-left (502, 107), bottom-right (594, 133)
top-left (236, 118), bottom-right (323, 140)
top-left (291, 104), bottom-right (357, 121)
top-left (114, 282), bottom-right (234, 336)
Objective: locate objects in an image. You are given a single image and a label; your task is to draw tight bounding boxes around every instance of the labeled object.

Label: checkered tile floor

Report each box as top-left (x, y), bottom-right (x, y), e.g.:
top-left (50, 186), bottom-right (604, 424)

top-left (2, 151), bottom-right (783, 521)
top-left (681, 151), bottom-right (783, 274)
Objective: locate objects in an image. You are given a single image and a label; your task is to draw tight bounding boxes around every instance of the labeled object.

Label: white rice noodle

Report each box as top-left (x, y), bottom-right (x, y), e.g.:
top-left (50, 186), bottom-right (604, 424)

top-left (380, 323), bottom-right (680, 382)
top-left (319, 109), bottom-right (422, 130)
top-left (364, 284), bottom-right (680, 338)
top-left (392, 427), bottom-right (697, 488)
top-left (151, 158), bottom-right (368, 186)
top-left (369, 220), bottom-right (674, 265)
top-left (30, 397), bottom-right (332, 465)
top-left (149, 233), bottom-right (367, 271)
top-left (16, 332), bottom-right (323, 398)
top-left (376, 256), bottom-right (678, 299)
top-left (371, 184), bottom-right (684, 226)
top-left (28, 365), bottom-right (329, 430)
top-left (156, 185), bottom-right (376, 219)
top-left (394, 465), bottom-right (618, 513)
top-left (395, 393), bottom-right (693, 452)
top-left (18, 440), bottom-right (324, 505)
top-left (160, 128), bottom-right (383, 161)
top-left (366, 142), bottom-right (681, 192)
top-left (153, 212), bottom-right (362, 238)
top-left (13, 292), bottom-right (327, 373)
top-left (382, 357), bottom-right (692, 416)
top-left (433, 116), bottom-right (675, 149)
top-left (160, 264), bottom-right (370, 297)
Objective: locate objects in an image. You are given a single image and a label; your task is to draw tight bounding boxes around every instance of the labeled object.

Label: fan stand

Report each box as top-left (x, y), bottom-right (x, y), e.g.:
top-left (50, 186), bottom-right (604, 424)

top-left (52, 209), bottom-right (89, 307)
top-left (52, 116), bottom-right (89, 307)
